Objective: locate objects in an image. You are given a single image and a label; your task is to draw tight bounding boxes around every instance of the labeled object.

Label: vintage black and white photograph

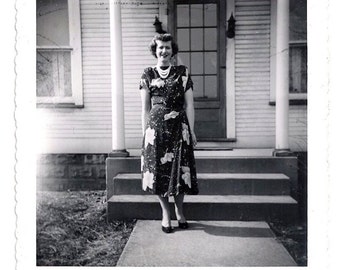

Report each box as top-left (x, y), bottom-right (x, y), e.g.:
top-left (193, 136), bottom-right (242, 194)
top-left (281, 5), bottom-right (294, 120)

top-left (33, 0), bottom-right (309, 267)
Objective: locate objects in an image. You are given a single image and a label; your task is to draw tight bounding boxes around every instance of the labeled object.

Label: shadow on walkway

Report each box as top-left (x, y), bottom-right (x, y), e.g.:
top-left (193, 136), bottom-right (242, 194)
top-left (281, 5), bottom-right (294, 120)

top-left (174, 222), bottom-right (274, 238)
top-left (117, 220), bottom-right (297, 267)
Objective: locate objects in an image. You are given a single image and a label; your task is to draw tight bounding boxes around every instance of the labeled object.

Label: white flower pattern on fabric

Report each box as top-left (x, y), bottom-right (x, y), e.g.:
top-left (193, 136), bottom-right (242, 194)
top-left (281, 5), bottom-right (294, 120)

top-left (142, 171), bottom-right (155, 191)
top-left (139, 66), bottom-right (198, 196)
top-left (164, 111), bottom-right (179, 121)
top-left (140, 78), bottom-right (147, 89)
top-left (150, 78), bottom-right (165, 88)
top-left (160, 152), bottom-right (174, 164)
top-left (144, 127), bottom-right (156, 147)
top-left (140, 155), bottom-right (144, 171)
top-left (182, 123), bottom-right (190, 145)
top-left (182, 68), bottom-right (188, 89)
top-left (181, 166), bottom-right (191, 188)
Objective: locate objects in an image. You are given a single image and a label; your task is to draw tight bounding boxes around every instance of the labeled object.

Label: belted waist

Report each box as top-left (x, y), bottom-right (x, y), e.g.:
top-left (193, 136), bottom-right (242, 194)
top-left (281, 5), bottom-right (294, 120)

top-left (151, 97), bottom-right (184, 112)
top-left (152, 103), bottom-right (184, 112)
top-left (151, 96), bottom-right (166, 106)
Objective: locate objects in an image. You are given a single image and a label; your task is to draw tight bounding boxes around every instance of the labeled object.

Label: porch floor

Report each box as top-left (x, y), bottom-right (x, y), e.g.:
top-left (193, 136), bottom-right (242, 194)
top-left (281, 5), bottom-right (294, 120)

top-left (127, 148), bottom-right (275, 157)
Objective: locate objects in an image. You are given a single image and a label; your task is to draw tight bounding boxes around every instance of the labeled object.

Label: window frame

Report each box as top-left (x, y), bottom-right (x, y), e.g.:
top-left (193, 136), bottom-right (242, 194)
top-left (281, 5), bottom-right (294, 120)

top-left (175, 2), bottom-right (220, 101)
top-left (36, 0), bottom-right (83, 108)
top-left (270, 0), bottom-right (307, 105)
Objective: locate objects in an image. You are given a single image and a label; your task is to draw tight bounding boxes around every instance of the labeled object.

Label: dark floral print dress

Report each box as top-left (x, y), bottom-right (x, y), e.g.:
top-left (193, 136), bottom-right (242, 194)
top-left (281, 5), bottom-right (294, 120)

top-left (140, 65), bottom-right (199, 197)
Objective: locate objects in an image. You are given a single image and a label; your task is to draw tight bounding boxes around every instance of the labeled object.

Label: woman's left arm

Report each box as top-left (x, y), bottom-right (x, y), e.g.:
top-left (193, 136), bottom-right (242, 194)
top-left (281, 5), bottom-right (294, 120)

top-left (184, 88), bottom-right (197, 146)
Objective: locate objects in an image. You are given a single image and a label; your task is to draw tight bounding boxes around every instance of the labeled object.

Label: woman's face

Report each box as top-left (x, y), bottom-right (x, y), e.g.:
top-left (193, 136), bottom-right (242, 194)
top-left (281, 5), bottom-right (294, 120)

top-left (155, 40), bottom-right (173, 65)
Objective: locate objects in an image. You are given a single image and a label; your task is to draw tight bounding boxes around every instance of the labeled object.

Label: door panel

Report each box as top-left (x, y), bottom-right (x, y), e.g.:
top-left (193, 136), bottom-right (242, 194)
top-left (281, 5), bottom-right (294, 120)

top-left (196, 109), bottom-right (220, 121)
top-left (174, 0), bottom-right (226, 140)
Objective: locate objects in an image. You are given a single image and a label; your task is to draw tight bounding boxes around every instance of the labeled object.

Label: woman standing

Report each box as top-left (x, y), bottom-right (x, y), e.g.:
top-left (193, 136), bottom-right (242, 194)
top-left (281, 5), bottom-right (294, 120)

top-left (140, 34), bottom-right (199, 233)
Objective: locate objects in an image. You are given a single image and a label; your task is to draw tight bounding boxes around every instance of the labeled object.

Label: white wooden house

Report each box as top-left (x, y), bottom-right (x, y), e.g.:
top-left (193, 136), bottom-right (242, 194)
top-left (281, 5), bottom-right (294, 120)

top-left (36, 0), bottom-right (307, 223)
top-left (36, 0), bottom-right (307, 155)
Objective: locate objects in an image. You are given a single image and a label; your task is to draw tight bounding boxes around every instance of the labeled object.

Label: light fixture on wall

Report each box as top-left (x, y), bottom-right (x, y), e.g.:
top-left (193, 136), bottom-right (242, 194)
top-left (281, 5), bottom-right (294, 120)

top-left (226, 13), bottom-right (236, 39)
top-left (153, 16), bottom-right (166, 34)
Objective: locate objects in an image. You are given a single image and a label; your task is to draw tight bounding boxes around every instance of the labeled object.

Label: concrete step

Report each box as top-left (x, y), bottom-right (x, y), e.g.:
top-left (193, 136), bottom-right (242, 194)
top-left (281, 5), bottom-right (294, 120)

top-left (106, 156), bottom-right (298, 175)
top-left (107, 194), bottom-right (298, 222)
top-left (106, 156), bottom-right (298, 199)
top-left (110, 173), bottom-right (290, 196)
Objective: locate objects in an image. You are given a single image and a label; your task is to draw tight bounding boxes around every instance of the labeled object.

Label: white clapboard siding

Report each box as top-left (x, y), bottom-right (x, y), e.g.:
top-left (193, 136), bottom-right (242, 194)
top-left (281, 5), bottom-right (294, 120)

top-left (38, 0), bottom-right (307, 152)
top-left (121, 0), bottom-right (161, 143)
top-left (234, 0), bottom-right (307, 150)
top-left (234, 0), bottom-right (275, 140)
top-left (37, 0), bottom-right (113, 152)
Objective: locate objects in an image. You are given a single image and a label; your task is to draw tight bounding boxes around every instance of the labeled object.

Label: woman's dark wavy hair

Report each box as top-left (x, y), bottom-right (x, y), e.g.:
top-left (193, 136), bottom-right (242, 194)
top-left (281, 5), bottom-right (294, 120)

top-left (149, 33), bottom-right (179, 58)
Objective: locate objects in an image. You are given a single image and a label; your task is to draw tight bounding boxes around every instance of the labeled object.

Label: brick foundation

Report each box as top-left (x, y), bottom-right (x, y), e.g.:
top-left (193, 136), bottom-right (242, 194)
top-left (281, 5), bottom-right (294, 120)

top-left (37, 154), bottom-right (108, 191)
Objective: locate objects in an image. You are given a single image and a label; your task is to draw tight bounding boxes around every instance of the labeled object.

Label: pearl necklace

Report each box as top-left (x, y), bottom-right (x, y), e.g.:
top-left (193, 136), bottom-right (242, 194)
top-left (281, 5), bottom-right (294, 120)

top-left (157, 65), bottom-right (171, 79)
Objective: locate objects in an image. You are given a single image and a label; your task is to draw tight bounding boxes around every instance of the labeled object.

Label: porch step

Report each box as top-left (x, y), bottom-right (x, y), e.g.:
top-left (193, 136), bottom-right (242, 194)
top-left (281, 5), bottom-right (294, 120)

top-left (106, 156), bottom-right (299, 222)
top-left (107, 194), bottom-right (298, 222)
top-left (111, 173), bottom-right (290, 196)
top-left (106, 156), bottom-right (298, 199)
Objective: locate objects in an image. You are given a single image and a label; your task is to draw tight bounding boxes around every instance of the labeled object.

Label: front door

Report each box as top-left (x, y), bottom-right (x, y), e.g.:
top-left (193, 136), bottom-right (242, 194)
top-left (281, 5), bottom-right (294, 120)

top-left (171, 0), bottom-right (226, 140)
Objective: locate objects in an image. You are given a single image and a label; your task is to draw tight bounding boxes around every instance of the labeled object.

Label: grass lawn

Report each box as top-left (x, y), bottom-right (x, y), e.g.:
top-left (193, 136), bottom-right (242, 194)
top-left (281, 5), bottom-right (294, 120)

top-left (36, 190), bottom-right (135, 266)
top-left (269, 220), bottom-right (307, 266)
top-left (37, 190), bottom-right (307, 266)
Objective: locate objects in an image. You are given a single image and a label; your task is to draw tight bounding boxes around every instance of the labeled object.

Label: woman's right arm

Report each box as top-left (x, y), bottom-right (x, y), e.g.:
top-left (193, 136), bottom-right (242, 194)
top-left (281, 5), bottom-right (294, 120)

top-left (141, 89), bottom-right (151, 135)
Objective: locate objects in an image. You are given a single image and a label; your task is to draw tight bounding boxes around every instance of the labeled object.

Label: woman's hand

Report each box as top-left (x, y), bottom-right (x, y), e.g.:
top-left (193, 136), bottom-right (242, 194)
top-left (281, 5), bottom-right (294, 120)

top-left (191, 131), bottom-right (197, 147)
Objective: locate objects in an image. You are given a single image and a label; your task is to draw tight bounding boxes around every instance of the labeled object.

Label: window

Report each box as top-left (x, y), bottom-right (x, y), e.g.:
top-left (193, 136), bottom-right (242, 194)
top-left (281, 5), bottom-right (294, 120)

top-left (36, 0), bottom-right (83, 107)
top-left (176, 3), bottom-right (219, 100)
top-left (289, 0), bottom-right (307, 96)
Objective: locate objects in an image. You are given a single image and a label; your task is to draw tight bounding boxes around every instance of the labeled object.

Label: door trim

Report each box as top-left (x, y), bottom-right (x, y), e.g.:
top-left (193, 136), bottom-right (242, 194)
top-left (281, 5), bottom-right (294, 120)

top-left (226, 0), bottom-right (236, 140)
top-left (167, 0), bottom-right (236, 141)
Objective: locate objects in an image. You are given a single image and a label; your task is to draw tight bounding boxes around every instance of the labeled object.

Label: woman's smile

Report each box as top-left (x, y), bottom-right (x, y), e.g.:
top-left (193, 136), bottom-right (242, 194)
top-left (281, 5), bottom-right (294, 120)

top-left (156, 40), bottom-right (172, 65)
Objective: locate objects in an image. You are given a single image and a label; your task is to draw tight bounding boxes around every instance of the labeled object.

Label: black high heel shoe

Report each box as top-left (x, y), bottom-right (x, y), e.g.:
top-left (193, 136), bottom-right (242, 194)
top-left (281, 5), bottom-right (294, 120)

top-left (162, 226), bottom-right (173, 233)
top-left (178, 221), bottom-right (189, 229)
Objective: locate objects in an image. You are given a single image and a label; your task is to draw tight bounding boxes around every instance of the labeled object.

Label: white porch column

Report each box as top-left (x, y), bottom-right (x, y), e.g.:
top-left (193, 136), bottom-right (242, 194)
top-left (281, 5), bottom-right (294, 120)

top-left (274, 0), bottom-right (290, 155)
top-left (109, 0), bottom-right (128, 156)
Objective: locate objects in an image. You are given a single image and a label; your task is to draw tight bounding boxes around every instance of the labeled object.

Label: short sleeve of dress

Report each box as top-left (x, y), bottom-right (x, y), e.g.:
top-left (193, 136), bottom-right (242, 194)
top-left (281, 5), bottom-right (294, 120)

top-left (139, 69), bottom-right (150, 92)
top-left (182, 66), bottom-right (193, 92)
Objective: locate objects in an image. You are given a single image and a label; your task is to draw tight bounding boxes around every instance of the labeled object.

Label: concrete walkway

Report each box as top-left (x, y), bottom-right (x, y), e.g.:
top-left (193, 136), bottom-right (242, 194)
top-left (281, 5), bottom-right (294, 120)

top-left (117, 220), bottom-right (297, 267)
